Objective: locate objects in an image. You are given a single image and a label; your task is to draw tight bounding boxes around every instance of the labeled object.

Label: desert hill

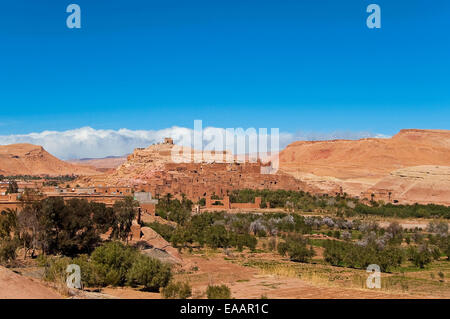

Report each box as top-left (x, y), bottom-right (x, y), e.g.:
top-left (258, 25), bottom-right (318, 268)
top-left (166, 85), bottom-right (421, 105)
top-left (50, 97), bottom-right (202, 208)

top-left (0, 143), bottom-right (101, 176)
top-left (280, 129), bottom-right (450, 181)
top-left (279, 129), bottom-right (450, 204)
top-left (69, 156), bottom-right (128, 172)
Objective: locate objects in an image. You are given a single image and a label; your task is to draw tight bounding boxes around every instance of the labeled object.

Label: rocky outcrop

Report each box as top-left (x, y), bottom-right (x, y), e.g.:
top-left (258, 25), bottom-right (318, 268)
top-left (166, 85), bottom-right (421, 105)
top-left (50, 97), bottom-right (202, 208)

top-left (364, 166), bottom-right (450, 205)
top-left (140, 226), bottom-right (182, 264)
top-left (0, 266), bottom-right (61, 299)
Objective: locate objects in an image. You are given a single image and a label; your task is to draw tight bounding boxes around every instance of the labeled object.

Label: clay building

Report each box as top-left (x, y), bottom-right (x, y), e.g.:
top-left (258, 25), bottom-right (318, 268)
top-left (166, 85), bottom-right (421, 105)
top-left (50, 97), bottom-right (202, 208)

top-left (134, 192), bottom-right (158, 222)
top-left (164, 137), bottom-right (174, 145)
top-left (205, 195), bottom-right (262, 210)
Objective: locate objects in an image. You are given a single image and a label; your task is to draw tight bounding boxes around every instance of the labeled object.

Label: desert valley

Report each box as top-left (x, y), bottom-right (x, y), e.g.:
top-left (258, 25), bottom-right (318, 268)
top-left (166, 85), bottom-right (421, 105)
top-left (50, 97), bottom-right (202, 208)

top-left (1, 128), bottom-right (450, 299)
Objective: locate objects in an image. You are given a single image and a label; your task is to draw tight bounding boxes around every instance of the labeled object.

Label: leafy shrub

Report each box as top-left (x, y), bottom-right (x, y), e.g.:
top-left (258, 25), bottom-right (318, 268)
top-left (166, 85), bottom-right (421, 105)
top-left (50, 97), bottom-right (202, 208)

top-left (126, 255), bottom-right (172, 291)
top-left (162, 281), bottom-right (192, 299)
top-left (42, 242), bottom-right (172, 290)
top-left (206, 284), bottom-right (232, 299)
top-left (277, 235), bottom-right (315, 262)
top-left (431, 246), bottom-right (442, 260)
top-left (204, 225), bottom-right (229, 249)
top-left (90, 241), bottom-right (138, 286)
top-left (72, 254), bottom-right (103, 287)
top-left (408, 245), bottom-right (433, 268)
top-left (0, 209), bottom-right (17, 240)
top-left (0, 239), bottom-right (18, 264)
top-left (41, 256), bottom-right (72, 286)
top-left (229, 233), bottom-right (257, 252)
top-left (341, 231), bottom-right (352, 241)
top-left (42, 255), bottom-right (100, 288)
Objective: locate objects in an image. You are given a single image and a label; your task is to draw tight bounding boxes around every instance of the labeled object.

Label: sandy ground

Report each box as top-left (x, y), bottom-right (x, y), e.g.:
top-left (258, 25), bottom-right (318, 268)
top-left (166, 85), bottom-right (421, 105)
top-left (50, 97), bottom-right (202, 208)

top-left (223, 275), bottom-right (415, 299)
top-left (0, 266), bottom-right (61, 299)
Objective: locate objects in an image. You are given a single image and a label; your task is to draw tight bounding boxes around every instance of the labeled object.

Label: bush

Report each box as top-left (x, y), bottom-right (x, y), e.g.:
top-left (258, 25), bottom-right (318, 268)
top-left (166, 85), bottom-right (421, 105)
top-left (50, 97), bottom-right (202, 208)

top-left (229, 233), bottom-right (257, 252)
top-left (42, 255), bottom-right (100, 288)
top-left (90, 241), bottom-right (138, 286)
top-left (204, 225), bottom-right (229, 249)
top-left (277, 235), bottom-right (315, 263)
top-left (341, 231), bottom-right (352, 241)
top-left (126, 255), bottom-right (172, 291)
top-left (72, 254), bottom-right (103, 287)
top-left (408, 245), bottom-right (433, 268)
top-left (0, 239), bottom-right (18, 264)
top-left (431, 246), bottom-right (442, 260)
top-left (206, 284), bottom-right (232, 299)
top-left (41, 242), bottom-right (172, 290)
top-left (162, 281), bottom-right (192, 299)
top-left (41, 256), bottom-right (73, 287)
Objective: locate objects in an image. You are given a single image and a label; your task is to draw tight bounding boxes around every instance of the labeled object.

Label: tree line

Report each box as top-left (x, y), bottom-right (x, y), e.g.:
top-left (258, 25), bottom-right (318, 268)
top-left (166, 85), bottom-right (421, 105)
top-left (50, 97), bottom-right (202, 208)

top-left (0, 191), bottom-right (139, 261)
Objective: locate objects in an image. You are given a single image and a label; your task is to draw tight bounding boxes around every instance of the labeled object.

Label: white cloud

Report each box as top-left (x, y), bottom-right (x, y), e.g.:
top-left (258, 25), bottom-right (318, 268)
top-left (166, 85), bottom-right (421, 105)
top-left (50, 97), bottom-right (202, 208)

top-left (0, 126), bottom-right (389, 160)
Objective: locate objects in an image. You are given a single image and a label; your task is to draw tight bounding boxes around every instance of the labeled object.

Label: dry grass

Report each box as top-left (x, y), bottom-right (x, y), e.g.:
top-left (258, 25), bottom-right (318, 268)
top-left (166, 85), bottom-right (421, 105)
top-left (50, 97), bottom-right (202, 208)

top-left (240, 256), bottom-right (450, 298)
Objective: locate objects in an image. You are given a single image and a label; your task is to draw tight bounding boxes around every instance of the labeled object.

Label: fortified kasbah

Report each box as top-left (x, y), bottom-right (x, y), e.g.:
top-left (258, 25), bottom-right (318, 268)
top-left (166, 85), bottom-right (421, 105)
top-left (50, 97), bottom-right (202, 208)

top-left (78, 138), bottom-right (318, 202)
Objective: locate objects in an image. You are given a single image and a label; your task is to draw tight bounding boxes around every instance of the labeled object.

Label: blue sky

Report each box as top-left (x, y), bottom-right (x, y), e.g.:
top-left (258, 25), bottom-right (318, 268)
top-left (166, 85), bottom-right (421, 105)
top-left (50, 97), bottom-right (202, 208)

top-left (0, 0), bottom-right (449, 138)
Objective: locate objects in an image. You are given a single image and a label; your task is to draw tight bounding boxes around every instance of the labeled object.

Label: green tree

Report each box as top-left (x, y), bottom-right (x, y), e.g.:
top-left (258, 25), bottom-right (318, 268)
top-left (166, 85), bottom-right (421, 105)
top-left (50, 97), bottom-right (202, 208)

top-left (0, 239), bottom-right (18, 264)
top-left (408, 245), bottom-right (433, 268)
top-left (278, 235), bottom-right (315, 263)
top-left (90, 241), bottom-right (138, 286)
top-left (111, 196), bottom-right (138, 242)
top-left (91, 202), bottom-right (115, 234)
top-left (0, 209), bottom-right (17, 240)
top-left (205, 225), bottom-right (229, 249)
